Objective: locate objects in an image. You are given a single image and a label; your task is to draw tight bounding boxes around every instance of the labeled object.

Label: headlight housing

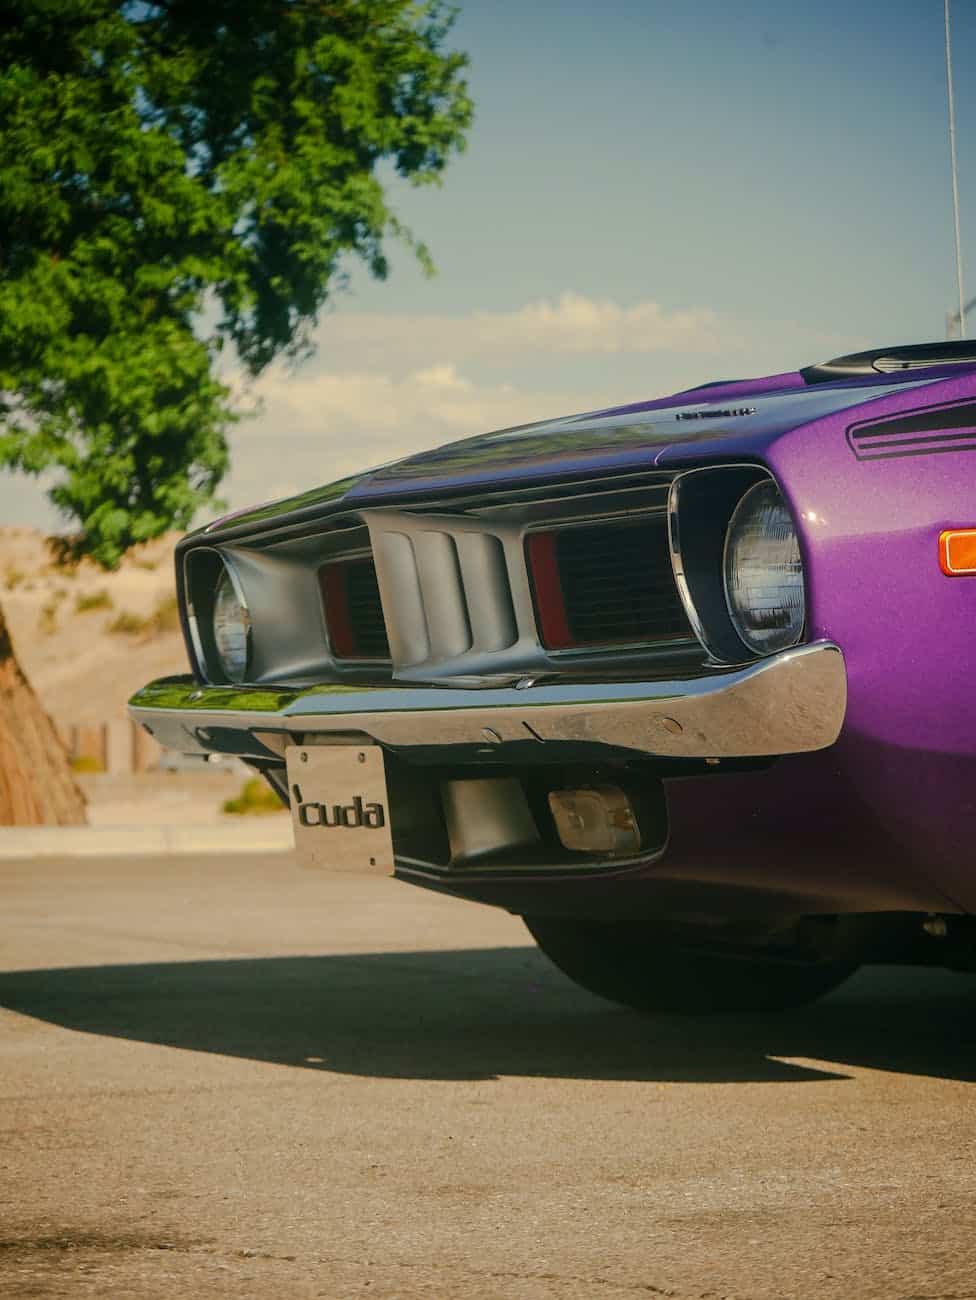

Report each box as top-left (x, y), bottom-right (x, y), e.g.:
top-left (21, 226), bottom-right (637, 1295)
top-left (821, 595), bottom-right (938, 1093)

top-left (212, 564), bottom-right (251, 682)
top-left (723, 480), bottom-right (805, 655)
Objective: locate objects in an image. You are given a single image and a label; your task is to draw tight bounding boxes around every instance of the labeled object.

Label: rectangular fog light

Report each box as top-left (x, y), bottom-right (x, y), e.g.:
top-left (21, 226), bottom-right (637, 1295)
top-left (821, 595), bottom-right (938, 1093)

top-left (548, 786), bottom-right (641, 857)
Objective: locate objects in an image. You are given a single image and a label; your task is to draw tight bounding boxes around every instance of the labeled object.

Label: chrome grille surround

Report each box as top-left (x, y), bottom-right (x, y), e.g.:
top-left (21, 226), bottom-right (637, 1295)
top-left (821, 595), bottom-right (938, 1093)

top-left (182, 471), bottom-right (709, 687)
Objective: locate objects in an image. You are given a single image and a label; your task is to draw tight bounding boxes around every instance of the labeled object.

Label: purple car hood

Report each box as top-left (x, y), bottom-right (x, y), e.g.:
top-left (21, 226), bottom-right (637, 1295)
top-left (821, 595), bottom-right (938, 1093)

top-left (202, 366), bottom-right (963, 536)
top-left (345, 372), bottom-right (945, 501)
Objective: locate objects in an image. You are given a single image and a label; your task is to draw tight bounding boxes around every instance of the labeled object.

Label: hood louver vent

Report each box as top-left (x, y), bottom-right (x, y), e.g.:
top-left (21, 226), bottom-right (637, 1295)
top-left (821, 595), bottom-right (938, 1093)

top-left (847, 398), bottom-right (976, 460)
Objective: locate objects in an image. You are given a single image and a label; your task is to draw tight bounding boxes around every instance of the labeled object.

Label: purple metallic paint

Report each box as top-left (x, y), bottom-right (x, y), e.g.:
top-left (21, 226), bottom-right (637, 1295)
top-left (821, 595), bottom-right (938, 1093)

top-left (645, 367), bottom-right (976, 916)
top-left (581, 370), bottom-right (805, 420)
top-left (202, 362), bottom-right (976, 536)
top-left (586, 361), bottom-right (976, 423)
top-left (345, 377), bottom-right (933, 501)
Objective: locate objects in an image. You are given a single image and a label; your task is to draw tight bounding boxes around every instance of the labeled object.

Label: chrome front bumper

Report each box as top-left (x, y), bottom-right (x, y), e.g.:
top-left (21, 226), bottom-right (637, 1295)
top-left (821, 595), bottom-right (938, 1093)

top-left (128, 642), bottom-right (846, 763)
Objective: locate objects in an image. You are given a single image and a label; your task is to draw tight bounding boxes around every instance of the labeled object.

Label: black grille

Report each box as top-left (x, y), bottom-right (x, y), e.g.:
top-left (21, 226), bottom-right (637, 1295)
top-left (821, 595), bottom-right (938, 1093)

top-left (555, 517), bottom-right (691, 646)
top-left (345, 558), bottom-right (390, 659)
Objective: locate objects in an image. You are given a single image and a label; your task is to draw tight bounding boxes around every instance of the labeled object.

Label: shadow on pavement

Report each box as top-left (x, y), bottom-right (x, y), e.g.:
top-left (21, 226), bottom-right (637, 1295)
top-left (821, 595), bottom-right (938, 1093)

top-left (2, 947), bottom-right (976, 1083)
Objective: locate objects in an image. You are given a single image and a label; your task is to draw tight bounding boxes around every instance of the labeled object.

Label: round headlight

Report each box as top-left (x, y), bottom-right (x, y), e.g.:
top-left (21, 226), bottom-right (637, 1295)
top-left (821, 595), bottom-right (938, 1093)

top-left (723, 480), bottom-right (805, 655)
top-left (212, 565), bottom-right (251, 682)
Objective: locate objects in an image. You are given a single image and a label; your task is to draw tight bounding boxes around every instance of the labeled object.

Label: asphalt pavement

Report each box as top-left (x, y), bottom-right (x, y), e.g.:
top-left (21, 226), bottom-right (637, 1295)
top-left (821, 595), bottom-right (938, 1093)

top-left (2, 850), bottom-right (976, 1299)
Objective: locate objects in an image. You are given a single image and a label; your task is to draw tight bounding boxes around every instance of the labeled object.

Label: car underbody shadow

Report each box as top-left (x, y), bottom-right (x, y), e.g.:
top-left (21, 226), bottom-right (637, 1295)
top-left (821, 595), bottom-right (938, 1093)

top-left (2, 948), bottom-right (975, 1084)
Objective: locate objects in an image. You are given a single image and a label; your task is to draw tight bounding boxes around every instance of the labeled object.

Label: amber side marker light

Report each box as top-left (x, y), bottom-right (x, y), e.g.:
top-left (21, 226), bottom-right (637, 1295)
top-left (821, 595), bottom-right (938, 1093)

top-left (940, 529), bottom-right (976, 576)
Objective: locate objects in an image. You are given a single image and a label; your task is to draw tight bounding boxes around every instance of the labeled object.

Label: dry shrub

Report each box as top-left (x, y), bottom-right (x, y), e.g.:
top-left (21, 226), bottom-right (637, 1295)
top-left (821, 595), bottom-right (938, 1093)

top-left (107, 609), bottom-right (148, 636)
top-left (75, 588), bottom-right (113, 612)
top-left (222, 778), bottom-right (284, 816)
top-left (106, 594), bottom-right (180, 638)
top-left (38, 598), bottom-right (59, 635)
top-left (148, 592), bottom-right (180, 634)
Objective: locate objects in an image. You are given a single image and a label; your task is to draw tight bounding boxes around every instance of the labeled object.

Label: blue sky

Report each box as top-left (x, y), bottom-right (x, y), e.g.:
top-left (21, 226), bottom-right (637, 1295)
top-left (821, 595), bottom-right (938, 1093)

top-left (6, 0), bottom-right (975, 530)
top-left (354, 0), bottom-right (975, 345)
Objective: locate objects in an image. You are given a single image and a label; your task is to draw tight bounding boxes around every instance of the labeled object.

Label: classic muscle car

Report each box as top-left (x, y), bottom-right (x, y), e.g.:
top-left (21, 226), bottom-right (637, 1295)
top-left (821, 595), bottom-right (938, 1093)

top-left (130, 340), bottom-right (976, 1013)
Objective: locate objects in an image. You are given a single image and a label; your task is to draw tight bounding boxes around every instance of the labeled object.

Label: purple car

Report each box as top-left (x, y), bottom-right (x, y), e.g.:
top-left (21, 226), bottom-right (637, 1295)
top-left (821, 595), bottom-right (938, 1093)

top-left (130, 340), bottom-right (976, 1014)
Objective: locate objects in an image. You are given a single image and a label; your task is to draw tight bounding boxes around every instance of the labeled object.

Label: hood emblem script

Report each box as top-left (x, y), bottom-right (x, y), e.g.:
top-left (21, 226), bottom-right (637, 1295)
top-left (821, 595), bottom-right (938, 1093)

top-left (675, 407), bottom-right (757, 421)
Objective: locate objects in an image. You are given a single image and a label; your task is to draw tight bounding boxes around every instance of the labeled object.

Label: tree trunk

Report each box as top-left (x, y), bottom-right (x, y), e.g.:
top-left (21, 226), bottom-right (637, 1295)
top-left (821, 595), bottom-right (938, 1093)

top-left (0, 602), bottom-right (86, 825)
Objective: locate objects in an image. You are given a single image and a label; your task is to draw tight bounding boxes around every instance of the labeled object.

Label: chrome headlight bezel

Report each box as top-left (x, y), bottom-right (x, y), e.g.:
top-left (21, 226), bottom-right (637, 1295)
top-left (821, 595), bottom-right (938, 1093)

top-left (722, 479), bottom-right (805, 656)
top-left (211, 560), bottom-right (252, 684)
top-left (184, 548), bottom-right (252, 684)
top-left (668, 466), bottom-right (808, 664)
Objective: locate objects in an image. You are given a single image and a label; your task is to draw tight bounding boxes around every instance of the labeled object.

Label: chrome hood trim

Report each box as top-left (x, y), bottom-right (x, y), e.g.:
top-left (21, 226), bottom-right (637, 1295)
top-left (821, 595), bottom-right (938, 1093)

top-left (130, 642), bottom-right (846, 763)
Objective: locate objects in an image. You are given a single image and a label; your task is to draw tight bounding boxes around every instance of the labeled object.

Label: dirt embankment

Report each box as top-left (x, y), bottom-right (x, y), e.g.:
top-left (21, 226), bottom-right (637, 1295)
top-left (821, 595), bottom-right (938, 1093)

top-left (0, 528), bottom-right (187, 727)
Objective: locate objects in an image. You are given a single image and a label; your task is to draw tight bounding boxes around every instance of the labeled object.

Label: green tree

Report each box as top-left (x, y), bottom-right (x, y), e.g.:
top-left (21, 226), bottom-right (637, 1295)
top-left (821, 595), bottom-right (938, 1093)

top-left (0, 0), bottom-right (470, 825)
top-left (0, 0), bottom-right (472, 567)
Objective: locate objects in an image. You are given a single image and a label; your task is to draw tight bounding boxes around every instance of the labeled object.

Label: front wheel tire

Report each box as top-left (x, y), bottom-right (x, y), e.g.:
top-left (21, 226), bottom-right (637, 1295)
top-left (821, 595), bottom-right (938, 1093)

top-left (524, 916), bottom-right (858, 1015)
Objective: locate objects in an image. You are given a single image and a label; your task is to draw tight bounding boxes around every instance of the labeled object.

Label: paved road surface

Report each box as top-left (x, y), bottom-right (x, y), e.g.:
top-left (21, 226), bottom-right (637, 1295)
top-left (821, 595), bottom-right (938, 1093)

top-left (2, 851), bottom-right (976, 1299)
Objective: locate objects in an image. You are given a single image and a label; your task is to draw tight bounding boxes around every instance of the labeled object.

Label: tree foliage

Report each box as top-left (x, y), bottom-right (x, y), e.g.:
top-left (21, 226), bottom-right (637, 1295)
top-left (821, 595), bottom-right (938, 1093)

top-left (0, 0), bottom-right (471, 565)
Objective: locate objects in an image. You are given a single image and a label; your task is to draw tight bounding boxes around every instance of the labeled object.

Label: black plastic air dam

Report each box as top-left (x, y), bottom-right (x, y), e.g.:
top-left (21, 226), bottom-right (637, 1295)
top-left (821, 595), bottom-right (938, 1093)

top-left (382, 756), bottom-right (669, 876)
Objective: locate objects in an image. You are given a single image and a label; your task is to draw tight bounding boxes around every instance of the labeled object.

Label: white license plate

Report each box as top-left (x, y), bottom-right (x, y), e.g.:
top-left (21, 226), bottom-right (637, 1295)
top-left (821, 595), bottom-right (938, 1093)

top-left (285, 744), bottom-right (394, 872)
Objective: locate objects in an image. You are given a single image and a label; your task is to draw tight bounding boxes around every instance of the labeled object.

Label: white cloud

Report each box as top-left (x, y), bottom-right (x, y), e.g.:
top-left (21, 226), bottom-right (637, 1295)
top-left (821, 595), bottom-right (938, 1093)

top-left (471, 293), bottom-right (721, 355)
top-left (214, 291), bottom-right (729, 516)
top-left (235, 362), bottom-right (543, 442)
top-left (220, 363), bottom-right (603, 513)
top-left (304, 292), bottom-right (722, 371)
top-left (412, 364), bottom-right (474, 391)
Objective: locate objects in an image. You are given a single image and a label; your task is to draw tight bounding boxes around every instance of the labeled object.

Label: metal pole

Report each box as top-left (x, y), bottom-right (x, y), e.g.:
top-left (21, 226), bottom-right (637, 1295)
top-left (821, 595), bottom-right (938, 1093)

top-left (948, 294), bottom-right (976, 338)
top-left (945, 0), bottom-right (966, 337)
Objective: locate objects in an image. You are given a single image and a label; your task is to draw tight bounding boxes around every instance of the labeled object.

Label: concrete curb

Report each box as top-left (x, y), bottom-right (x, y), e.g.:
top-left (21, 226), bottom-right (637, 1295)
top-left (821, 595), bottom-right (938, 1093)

top-left (0, 821), bottom-right (294, 859)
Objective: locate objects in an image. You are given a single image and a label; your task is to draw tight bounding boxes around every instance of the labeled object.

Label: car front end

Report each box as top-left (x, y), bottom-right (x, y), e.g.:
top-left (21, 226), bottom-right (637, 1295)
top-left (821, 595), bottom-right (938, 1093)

top-left (130, 342), bottom-right (976, 1011)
